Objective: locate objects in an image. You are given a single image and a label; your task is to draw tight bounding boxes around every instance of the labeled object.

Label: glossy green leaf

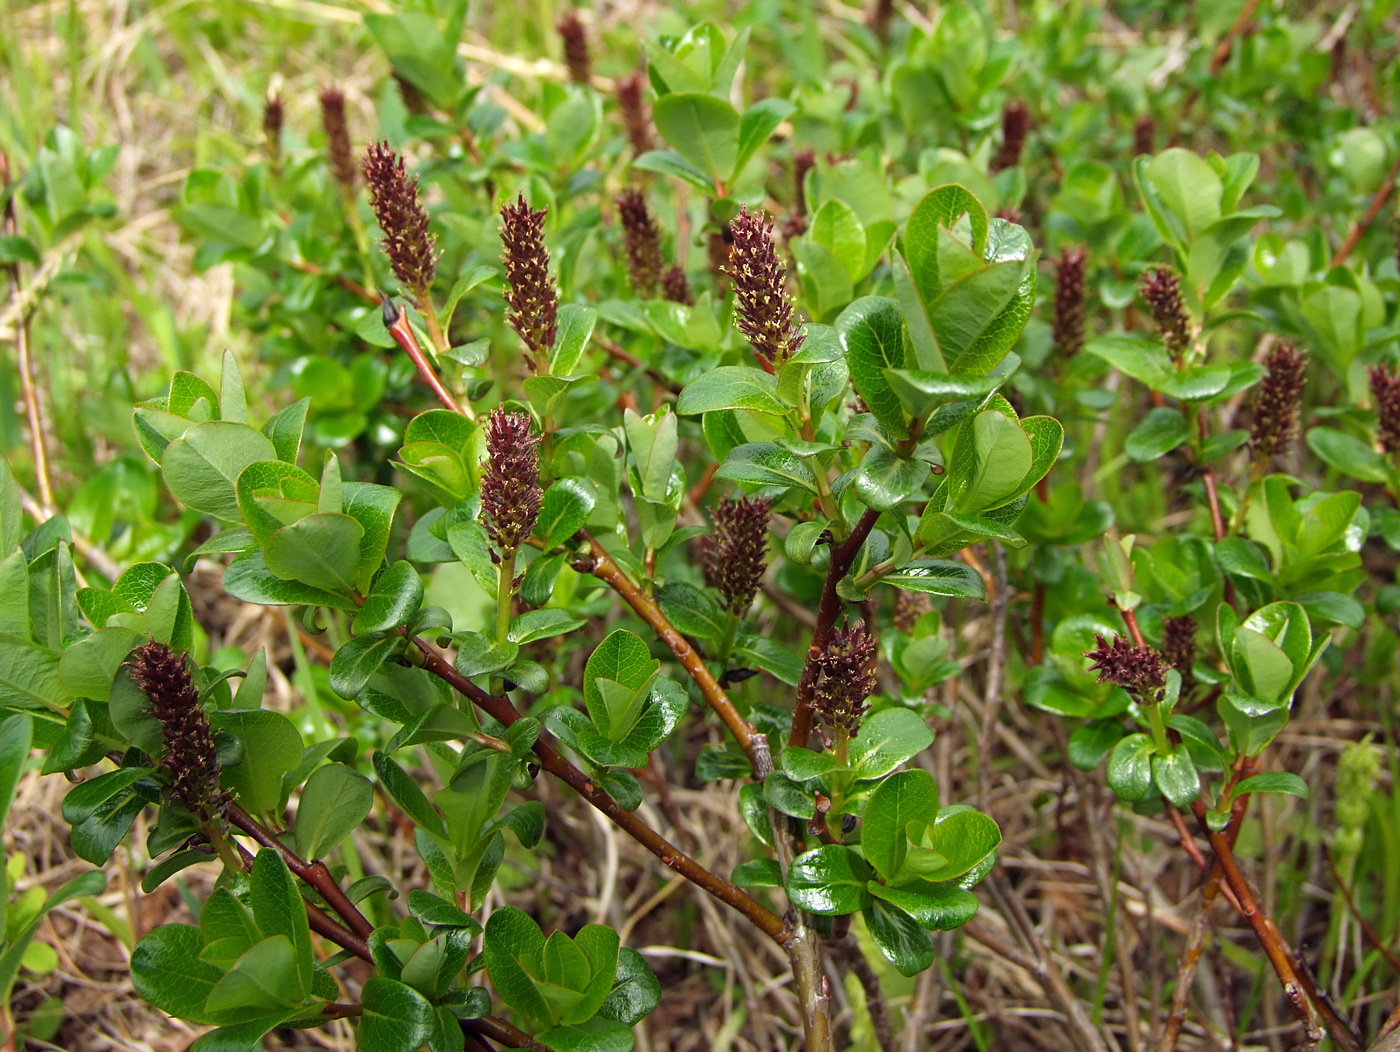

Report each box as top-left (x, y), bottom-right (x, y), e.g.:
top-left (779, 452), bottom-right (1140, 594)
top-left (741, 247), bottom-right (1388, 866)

top-left (839, 297), bottom-right (907, 437)
top-left (360, 977), bottom-right (436, 1052)
top-left (343, 482), bottom-right (403, 592)
top-left (0, 713), bottom-right (32, 831)
top-left (248, 849), bottom-right (313, 999)
top-left (223, 549), bottom-right (358, 611)
top-left (1305, 427), bottom-right (1389, 484)
top-left (919, 808), bottom-right (1002, 882)
top-left (1234, 771), bottom-right (1310, 800)
top-left (676, 367), bottom-right (786, 416)
top-left (483, 906), bottom-right (552, 1023)
top-left (354, 562), bottom-right (425, 635)
top-left (509, 609), bottom-right (587, 645)
top-left (867, 881), bottom-right (979, 930)
top-left (372, 753), bottom-right (446, 839)
top-left (862, 769), bottom-right (939, 880)
top-left (294, 763), bottom-right (373, 860)
top-left (1151, 745), bottom-right (1200, 807)
top-left (714, 442), bottom-right (819, 494)
top-left (131, 924), bottom-right (226, 1024)
top-left (951, 410), bottom-right (1032, 514)
top-left (862, 898), bottom-right (935, 976)
top-left (845, 708), bottom-right (935, 784)
top-left (852, 447), bottom-right (927, 511)
top-left (1106, 732), bottom-right (1155, 802)
top-left (734, 97), bottom-right (795, 182)
top-left (211, 710), bottom-right (303, 815)
top-left (598, 947), bottom-right (662, 1027)
top-left (205, 935), bottom-right (301, 1013)
top-left (330, 634), bottom-right (400, 699)
top-left (1125, 407), bottom-right (1191, 462)
top-left (876, 560), bottom-right (984, 599)
top-left (786, 845), bottom-right (874, 915)
top-left (537, 478), bottom-right (595, 549)
top-left (262, 513), bottom-right (364, 595)
top-left (552, 304), bottom-right (598, 375)
top-left (656, 581), bottom-right (729, 642)
top-left (631, 150), bottom-right (714, 192)
top-left (584, 629), bottom-right (661, 741)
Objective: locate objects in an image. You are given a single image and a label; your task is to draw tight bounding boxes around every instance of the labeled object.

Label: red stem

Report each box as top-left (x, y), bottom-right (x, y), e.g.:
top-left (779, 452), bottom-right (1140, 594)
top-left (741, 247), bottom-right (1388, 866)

top-left (383, 297), bottom-right (466, 415)
top-left (225, 803), bottom-right (376, 941)
top-left (408, 634), bottom-right (790, 944)
top-left (1330, 148), bottom-right (1400, 269)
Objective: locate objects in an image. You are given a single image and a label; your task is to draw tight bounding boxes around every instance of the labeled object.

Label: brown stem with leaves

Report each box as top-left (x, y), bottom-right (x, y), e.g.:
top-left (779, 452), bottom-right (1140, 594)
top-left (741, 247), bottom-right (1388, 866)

top-left (751, 736), bottom-right (832, 1052)
top-left (224, 833), bottom-right (547, 1051)
top-left (790, 508), bottom-right (881, 748)
top-left (577, 536), bottom-right (757, 769)
top-left (1189, 799), bottom-right (1363, 1049)
top-left (406, 633), bottom-right (790, 944)
top-left (284, 258), bottom-right (375, 302)
top-left (591, 332), bottom-right (682, 394)
top-left (225, 802), bottom-right (375, 941)
top-left (1169, 0), bottom-right (1262, 145)
top-left (1330, 148), bottom-right (1400, 269)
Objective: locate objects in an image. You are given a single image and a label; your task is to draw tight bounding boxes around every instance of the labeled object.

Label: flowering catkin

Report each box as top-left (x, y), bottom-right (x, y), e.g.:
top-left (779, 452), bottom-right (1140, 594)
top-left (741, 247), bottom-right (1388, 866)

top-left (263, 92), bottom-right (284, 173)
top-left (1052, 246), bottom-right (1088, 358)
top-left (1250, 345), bottom-right (1306, 460)
top-left (661, 264), bottom-right (692, 305)
top-left (500, 194), bottom-right (559, 366)
top-left (555, 11), bottom-right (591, 85)
top-left (1139, 267), bottom-right (1192, 361)
top-left (990, 100), bottom-right (1030, 172)
top-left (702, 496), bottom-right (772, 615)
top-left (616, 72), bottom-right (653, 155)
top-left (362, 142), bottom-right (439, 298)
top-left (320, 87), bottom-right (356, 193)
top-left (1368, 363), bottom-right (1400, 455)
top-left (727, 207), bottom-right (805, 365)
top-left (812, 621), bottom-right (878, 740)
top-left (481, 408), bottom-right (543, 555)
top-left (616, 188), bottom-right (664, 298)
top-left (1085, 633), bottom-right (1167, 696)
top-left (127, 641), bottom-right (226, 821)
top-left (1160, 616), bottom-right (1198, 698)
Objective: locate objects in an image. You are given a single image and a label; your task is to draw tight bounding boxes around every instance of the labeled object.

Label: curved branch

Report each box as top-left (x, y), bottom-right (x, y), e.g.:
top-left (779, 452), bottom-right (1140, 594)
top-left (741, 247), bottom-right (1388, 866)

top-left (225, 802), bottom-right (376, 941)
top-left (408, 634), bottom-right (790, 944)
top-left (576, 536), bottom-right (756, 769)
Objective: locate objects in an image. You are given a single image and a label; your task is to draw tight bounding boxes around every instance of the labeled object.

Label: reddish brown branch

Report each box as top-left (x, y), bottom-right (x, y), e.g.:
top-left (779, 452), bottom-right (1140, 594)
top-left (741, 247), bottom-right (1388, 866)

top-left (285, 257), bottom-right (375, 302)
top-left (1191, 800), bottom-right (1361, 1049)
top-left (2, 149), bottom-right (54, 510)
top-left (225, 802), bottom-right (376, 941)
top-left (578, 537), bottom-right (756, 768)
top-left (227, 837), bottom-right (371, 961)
top-left (592, 332), bottom-right (682, 394)
top-left (1201, 467), bottom-right (1227, 543)
top-left (227, 823), bottom-right (546, 1049)
top-left (408, 634), bottom-right (790, 944)
top-left (383, 297), bottom-right (467, 415)
top-left (1209, 0), bottom-right (1263, 73)
top-left (1330, 148), bottom-right (1400, 269)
